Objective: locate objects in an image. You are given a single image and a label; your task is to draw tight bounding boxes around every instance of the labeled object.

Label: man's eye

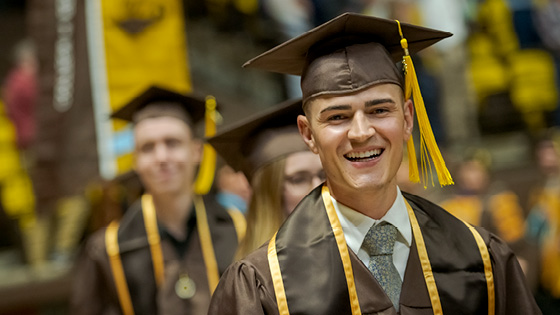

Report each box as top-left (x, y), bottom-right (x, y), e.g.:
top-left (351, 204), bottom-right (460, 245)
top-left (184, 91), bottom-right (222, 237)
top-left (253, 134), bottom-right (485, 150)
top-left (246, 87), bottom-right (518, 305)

top-left (166, 139), bottom-right (181, 147)
top-left (328, 114), bottom-right (346, 121)
top-left (140, 143), bottom-right (154, 153)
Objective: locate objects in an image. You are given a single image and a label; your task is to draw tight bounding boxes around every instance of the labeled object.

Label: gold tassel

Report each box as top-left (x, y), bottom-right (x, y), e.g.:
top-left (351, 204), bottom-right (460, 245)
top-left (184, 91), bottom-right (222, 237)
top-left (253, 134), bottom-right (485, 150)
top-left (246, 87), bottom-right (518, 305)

top-left (396, 20), bottom-right (454, 187)
top-left (194, 96), bottom-right (219, 195)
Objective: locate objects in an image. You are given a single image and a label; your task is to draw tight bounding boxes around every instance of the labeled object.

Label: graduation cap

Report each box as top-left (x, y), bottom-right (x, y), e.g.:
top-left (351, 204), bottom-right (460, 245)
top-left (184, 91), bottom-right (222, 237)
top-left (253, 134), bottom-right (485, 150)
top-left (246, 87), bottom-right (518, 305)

top-left (111, 86), bottom-right (220, 195)
top-left (244, 12), bottom-right (454, 187)
top-left (208, 99), bottom-right (308, 181)
top-left (110, 86), bottom-right (207, 126)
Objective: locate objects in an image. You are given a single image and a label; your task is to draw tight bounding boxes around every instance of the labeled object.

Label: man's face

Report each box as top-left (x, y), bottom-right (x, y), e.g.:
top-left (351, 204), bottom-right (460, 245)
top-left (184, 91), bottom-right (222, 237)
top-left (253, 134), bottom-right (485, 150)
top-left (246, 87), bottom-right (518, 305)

top-left (297, 84), bottom-right (413, 197)
top-left (134, 116), bottom-right (201, 197)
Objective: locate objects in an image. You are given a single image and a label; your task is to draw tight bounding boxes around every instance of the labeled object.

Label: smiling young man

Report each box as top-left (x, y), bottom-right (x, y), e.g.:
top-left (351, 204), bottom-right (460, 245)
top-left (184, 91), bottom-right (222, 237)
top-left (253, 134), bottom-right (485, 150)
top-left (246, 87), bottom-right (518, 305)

top-left (208, 13), bottom-right (540, 315)
top-left (71, 86), bottom-right (242, 315)
top-left (300, 83), bottom-right (413, 218)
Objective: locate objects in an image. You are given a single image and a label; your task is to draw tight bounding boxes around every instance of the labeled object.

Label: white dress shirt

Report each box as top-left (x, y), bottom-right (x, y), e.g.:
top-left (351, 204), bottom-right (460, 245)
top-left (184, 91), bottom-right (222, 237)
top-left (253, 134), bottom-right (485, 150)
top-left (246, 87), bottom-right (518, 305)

top-left (330, 187), bottom-right (412, 280)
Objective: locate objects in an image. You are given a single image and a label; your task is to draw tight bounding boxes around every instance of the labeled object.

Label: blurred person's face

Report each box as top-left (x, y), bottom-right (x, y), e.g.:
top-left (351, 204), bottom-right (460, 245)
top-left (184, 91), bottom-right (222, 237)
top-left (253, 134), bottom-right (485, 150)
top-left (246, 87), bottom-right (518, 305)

top-left (134, 116), bottom-right (201, 197)
top-left (457, 160), bottom-right (489, 194)
top-left (218, 165), bottom-right (252, 203)
top-left (298, 84), bottom-right (413, 200)
top-left (282, 151), bottom-right (324, 215)
top-left (537, 141), bottom-right (560, 175)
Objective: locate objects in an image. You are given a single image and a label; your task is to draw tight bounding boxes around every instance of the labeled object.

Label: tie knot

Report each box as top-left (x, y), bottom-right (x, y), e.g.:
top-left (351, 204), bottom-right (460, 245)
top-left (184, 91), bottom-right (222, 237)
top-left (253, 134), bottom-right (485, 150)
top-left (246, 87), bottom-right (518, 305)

top-left (362, 222), bottom-right (398, 256)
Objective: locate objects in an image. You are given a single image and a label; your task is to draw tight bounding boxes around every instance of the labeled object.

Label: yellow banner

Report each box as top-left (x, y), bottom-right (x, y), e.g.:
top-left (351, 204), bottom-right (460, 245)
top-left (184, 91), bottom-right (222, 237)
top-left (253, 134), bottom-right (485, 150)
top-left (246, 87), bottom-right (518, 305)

top-left (100, 0), bottom-right (192, 173)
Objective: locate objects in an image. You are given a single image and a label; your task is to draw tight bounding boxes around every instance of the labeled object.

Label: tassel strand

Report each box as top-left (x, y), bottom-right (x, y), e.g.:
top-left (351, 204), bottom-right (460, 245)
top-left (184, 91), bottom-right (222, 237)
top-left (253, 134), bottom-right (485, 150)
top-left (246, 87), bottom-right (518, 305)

top-left (396, 20), bottom-right (454, 187)
top-left (194, 96), bottom-right (219, 194)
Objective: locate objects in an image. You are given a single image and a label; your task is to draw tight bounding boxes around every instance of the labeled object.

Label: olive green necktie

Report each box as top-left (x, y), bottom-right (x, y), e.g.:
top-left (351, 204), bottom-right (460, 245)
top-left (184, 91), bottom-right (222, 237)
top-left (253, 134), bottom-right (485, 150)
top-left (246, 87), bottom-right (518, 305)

top-left (361, 222), bottom-right (402, 310)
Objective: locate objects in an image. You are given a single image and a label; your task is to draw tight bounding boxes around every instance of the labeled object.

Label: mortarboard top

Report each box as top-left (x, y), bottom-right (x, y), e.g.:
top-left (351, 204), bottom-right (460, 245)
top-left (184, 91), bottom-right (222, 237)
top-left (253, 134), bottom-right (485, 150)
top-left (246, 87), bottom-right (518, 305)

top-left (110, 86), bottom-right (206, 125)
top-left (243, 12), bottom-right (452, 104)
top-left (208, 98), bottom-right (308, 181)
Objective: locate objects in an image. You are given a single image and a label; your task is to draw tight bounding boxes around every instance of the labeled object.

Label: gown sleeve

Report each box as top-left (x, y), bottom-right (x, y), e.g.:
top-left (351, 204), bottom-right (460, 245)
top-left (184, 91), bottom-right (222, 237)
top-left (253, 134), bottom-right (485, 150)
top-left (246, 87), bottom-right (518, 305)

top-left (484, 229), bottom-right (542, 315)
top-left (208, 251), bottom-right (279, 315)
top-left (69, 230), bottom-right (119, 315)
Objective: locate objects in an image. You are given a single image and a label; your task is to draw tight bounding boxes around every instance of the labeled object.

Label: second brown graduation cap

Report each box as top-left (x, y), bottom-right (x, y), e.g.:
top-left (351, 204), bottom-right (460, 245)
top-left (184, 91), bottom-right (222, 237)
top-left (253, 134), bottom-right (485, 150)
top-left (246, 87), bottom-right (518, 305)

top-left (208, 99), bottom-right (309, 181)
top-left (110, 86), bottom-right (206, 126)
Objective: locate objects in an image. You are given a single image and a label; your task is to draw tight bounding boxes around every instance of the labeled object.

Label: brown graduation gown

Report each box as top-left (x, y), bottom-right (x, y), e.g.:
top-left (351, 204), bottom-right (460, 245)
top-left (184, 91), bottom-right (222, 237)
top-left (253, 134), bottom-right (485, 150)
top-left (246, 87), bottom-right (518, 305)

top-left (208, 188), bottom-right (540, 315)
top-left (70, 195), bottom-right (239, 315)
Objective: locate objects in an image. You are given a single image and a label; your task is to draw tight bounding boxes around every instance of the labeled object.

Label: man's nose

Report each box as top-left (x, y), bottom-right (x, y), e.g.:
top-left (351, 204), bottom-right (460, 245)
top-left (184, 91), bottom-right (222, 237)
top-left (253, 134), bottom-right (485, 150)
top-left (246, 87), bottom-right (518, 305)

top-left (347, 112), bottom-right (375, 142)
top-left (154, 144), bottom-right (169, 162)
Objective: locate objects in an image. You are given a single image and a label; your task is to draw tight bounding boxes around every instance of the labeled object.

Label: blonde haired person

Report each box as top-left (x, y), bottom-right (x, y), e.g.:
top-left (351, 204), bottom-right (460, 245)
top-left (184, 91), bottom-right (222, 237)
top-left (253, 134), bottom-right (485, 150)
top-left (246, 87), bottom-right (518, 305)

top-left (208, 99), bottom-right (324, 260)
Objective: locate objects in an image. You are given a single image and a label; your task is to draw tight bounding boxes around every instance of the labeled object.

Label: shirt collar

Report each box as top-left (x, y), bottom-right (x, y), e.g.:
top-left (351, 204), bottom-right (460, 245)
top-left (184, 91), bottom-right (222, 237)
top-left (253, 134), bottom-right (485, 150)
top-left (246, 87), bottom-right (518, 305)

top-left (331, 187), bottom-right (412, 255)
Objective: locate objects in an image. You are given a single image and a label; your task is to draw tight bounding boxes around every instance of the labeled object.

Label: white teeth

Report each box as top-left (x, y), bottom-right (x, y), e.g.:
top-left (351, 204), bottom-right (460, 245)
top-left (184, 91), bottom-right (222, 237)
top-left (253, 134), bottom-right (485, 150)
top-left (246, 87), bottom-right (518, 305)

top-left (346, 149), bottom-right (381, 159)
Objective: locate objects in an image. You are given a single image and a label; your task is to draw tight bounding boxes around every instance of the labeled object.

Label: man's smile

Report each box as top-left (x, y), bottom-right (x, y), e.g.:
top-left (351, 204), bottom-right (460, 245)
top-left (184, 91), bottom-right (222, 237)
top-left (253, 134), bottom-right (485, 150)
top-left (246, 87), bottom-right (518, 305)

top-left (344, 149), bottom-right (383, 162)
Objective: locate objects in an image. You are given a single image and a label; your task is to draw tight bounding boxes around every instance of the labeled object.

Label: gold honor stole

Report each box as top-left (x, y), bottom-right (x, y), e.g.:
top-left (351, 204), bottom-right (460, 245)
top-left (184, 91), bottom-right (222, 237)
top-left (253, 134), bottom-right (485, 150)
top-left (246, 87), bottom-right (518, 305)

top-left (268, 185), bottom-right (494, 315)
top-left (105, 194), bottom-right (245, 315)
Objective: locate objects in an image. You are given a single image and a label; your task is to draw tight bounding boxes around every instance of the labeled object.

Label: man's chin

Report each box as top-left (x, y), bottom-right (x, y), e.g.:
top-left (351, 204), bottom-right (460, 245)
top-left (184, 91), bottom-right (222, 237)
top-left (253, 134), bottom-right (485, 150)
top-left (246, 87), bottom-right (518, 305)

top-left (150, 183), bottom-right (181, 195)
top-left (345, 176), bottom-right (388, 192)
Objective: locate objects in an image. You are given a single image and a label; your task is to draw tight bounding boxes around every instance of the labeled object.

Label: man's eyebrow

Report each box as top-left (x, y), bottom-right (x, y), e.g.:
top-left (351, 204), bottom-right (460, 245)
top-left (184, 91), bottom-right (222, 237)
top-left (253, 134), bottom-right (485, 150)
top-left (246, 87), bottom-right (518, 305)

top-left (319, 99), bottom-right (396, 114)
top-left (319, 104), bottom-right (351, 114)
top-left (365, 98), bottom-right (396, 107)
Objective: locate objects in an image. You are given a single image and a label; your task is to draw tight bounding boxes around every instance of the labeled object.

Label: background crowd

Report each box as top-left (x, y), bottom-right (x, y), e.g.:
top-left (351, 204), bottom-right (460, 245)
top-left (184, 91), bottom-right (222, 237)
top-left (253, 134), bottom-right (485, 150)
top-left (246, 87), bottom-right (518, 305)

top-left (0, 0), bottom-right (559, 313)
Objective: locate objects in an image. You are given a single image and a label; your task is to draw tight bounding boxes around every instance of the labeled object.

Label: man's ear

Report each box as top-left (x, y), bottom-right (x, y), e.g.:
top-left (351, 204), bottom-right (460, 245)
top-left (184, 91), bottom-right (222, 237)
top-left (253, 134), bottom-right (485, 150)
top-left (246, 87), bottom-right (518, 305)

top-left (192, 138), bottom-right (203, 164)
top-left (403, 99), bottom-right (414, 141)
top-left (297, 115), bottom-right (318, 154)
